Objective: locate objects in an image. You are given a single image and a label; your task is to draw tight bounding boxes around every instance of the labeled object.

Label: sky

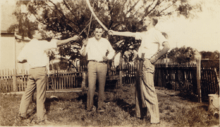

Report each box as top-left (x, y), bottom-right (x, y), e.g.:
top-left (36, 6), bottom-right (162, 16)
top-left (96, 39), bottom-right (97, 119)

top-left (1, 0), bottom-right (220, 52)
top-left (155, 0), bottom-right (220, 52)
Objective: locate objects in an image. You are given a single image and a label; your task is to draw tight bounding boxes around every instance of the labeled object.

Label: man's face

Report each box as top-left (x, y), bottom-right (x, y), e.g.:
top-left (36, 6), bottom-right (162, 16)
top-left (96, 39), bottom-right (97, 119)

top-left (143, 17), bottom-right (151, 27)
top-left (94, 28), bottom-right (103, 40)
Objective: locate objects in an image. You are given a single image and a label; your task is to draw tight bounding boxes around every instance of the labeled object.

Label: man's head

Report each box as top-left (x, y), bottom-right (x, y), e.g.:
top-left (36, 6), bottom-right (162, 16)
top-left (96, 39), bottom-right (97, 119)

top-left (94, 24), bottom-right (104, 40)
top-left (143, 16), bottom-right (158, 27)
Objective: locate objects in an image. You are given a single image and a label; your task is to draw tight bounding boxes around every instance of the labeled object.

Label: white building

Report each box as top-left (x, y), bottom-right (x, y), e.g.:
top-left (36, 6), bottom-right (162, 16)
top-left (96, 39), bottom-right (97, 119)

top-left (1, 1), bottom-right (29, 73)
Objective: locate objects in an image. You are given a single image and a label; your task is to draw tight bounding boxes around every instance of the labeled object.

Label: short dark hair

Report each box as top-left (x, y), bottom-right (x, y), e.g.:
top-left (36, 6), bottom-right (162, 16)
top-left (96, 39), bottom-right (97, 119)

top-left (161, 32), bottom-right (168, 39)
top-left (152, 18), bottom-right (158, 26)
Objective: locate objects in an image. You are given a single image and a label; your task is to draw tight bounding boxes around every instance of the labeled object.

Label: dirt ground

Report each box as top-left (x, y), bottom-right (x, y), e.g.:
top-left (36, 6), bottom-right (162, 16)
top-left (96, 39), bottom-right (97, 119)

top-left (0, 84), bottom-right (219, 127)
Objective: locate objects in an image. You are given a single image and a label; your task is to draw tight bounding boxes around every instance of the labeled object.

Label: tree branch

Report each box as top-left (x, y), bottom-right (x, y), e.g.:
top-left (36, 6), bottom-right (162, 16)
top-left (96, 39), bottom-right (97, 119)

top-left (132, 4), bottom-right (145, 18)
top-left (125, 0), bottom-right (141, 15)
top-left (159, 0), bottom-right (177, 15)
top-left (146, 0), bottom-right (161, 16)
top-left (62, 0), bottom-right (76, 17)
top-left (48, 0), bottom-right (79, 33)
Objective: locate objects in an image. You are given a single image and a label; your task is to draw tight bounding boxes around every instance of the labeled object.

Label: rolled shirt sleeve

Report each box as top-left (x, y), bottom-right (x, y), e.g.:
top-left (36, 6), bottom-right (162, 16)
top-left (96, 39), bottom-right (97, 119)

top-left (45, 39), bottom-right (57, 50)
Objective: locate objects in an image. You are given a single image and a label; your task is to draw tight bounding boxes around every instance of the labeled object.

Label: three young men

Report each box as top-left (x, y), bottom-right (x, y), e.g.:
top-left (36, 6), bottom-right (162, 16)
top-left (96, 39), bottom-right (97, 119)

top-left (17, 15), bottom-right (169, 125)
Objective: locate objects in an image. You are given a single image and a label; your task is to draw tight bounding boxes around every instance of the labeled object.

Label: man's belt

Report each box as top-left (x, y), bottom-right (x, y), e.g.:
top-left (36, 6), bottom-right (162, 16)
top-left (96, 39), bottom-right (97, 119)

top-left (89, 60), bottom-right (107, 63)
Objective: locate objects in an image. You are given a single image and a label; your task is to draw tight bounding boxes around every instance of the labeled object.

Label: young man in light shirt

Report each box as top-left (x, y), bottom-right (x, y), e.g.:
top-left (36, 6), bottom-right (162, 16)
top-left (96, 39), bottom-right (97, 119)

top-left (109, 16), bottom-right (170, 125)
top-left (15, 29), bottom-right (80, 125)
top-left (80, 25), bottom-right (115, 113)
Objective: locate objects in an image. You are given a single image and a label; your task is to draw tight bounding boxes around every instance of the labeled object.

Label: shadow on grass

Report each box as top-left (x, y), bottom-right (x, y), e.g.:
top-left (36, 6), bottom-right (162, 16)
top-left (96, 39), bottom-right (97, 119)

top-left (177, 92), bottom-right (201, 102)
top-left (115, 98), bottom-right (136, 117)
top-left (44, 92), bottom-right (89, 112)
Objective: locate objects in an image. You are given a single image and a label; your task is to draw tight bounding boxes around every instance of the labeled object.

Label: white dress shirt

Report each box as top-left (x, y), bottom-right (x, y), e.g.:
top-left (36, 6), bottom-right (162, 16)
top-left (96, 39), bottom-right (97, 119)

top-left (17, 39), bottom-right (57, 68)
top-left (83, 37), bottom-right (115, 62)
top-left (135, 28), bottom-right (167, 59)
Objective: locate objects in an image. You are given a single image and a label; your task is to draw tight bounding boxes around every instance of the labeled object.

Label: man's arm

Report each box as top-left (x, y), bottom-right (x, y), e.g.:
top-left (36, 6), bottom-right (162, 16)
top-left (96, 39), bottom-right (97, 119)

top-left (150, 41), bottom-right (170, 64)
top-left (80, 45), bottom-right (87, 56)
top-left (57, 35), bottom-right (80, 46)
top-left (108, 30), bottom-right (136, 38)
top-left (106, 41), bottom-right (115, 60)
top-left (79, 39), bottom-right (88, 56)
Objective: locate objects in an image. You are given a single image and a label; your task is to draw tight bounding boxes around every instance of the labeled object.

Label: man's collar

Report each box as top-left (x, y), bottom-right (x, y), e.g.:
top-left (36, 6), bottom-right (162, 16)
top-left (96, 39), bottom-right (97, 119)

top-left (147, 27), bottom-right (155, 32)
top-left (93, 37), bottom-right (103, 41)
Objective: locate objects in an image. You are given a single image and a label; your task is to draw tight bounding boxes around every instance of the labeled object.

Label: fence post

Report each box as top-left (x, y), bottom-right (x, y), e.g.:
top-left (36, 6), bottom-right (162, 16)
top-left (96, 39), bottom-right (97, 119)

top-left (196, 58), bottom-right (202, 102)
top-left (139, 53), bottom-right (145, 89)
top-left (13, 69), bottom-right (17, 92)
top-left (119, 54), bottom-right (123, 87)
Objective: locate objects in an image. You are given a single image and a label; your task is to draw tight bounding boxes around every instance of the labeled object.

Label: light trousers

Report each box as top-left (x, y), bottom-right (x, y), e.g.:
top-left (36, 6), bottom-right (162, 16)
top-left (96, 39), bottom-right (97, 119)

top-left (87, 61), bottom-right (107, 110)
top-left (19, 67), bottom-right (47, 121)
top-left (135, 59), bottom-right (160, 123)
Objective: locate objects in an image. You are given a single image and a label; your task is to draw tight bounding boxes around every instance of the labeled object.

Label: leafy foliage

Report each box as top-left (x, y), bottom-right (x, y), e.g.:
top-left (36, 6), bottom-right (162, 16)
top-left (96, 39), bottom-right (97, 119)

top-left (167, 46), bottom-right (196, 63)
top-left (200, 51), bottom-right (219, 72)
top-left (9, 0), bottom-right (202, 69)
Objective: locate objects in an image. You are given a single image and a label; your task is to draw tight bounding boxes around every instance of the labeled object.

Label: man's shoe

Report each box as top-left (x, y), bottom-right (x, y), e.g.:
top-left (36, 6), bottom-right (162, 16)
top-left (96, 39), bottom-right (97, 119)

top-left (97, 108), bottom-right (105, 113)
top-left (87, 106), bottom-right (96, 112)
top-left (36, 119), bottom-right (53, 125)
top-left (150, 122), bottom-right (160, 127)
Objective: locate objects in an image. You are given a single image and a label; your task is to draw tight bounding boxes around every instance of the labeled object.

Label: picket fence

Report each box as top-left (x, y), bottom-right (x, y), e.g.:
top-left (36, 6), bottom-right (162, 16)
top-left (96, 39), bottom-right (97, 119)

top-left (0, 61), bottom-right (219, 101)
top-left (200, 68), bottom-right (219, 100)
top-left (154, 63), bottom-right (198, 92)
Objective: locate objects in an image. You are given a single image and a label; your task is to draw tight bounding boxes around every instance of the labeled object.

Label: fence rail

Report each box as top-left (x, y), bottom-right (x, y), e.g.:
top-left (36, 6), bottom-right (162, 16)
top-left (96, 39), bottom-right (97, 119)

top-left (201, 68), bottom-right (219, 100)
top-left (0, 61), bottom-right (219, 102)
top-left (154, 64), bottom-right (197, 93)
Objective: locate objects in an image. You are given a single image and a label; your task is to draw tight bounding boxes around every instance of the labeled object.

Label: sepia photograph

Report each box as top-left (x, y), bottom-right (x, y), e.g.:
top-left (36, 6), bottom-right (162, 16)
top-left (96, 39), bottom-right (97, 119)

top-left (0, 0), bottom-right (219, 126)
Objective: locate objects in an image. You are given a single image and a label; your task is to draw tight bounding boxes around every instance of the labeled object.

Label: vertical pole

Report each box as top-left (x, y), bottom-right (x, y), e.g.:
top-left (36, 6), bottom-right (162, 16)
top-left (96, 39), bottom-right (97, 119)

top-left (13, 30), bottom-right (17, 92)
top-left (136, 53), bottom-right (145, 108)
top-left (197, 58), bottom-right (202, 102)
top-left (139, 53), bottom-right (145, 97)
top-left (119, 54), bottom-right (123, 87)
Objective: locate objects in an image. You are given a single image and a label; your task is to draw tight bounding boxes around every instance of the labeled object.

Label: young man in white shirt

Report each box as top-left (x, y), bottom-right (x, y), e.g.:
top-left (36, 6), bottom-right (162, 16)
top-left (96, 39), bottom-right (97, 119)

top-left (15, 29), bottom-right (80, 125)
top-left (80, 25), bottom-right (115, 113)
top-left (109, 16), bottom-right (170, 125)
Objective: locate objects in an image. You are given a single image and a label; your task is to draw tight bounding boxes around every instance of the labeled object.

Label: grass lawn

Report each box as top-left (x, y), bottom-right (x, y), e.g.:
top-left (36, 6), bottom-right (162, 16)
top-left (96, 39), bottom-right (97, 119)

top-left (0, 84), bottom-right (219, 127)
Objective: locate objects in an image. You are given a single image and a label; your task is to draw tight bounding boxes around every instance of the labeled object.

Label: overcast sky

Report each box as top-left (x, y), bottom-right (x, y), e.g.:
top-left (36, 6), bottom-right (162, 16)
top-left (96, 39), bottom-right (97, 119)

top-left (1, 0), bottom-right (220, 52)
top-left (153, 0), bottom-right (220, 52)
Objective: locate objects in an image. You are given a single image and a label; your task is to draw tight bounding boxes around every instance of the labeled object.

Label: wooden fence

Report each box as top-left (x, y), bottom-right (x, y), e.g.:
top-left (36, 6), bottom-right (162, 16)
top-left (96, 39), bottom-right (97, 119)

top-left (154, 64), bottom-right (197, 93)
top-left (201, 68), bottom-right (219, 101)
top-left (0, 60), bottom-right (219, 102)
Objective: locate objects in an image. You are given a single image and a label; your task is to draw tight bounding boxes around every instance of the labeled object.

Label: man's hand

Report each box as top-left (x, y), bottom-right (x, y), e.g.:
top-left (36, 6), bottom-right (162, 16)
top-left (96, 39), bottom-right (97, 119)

top-left (149, 55), bottom-right (158, 64)
top-left (71, 35), bottom-right (80, 41)
top-left (108, 30), bottom-right (115, 35)
top-left (103, 56), bottom-right (108, 62)
top-left (82, 39), bottom-right (88, 46)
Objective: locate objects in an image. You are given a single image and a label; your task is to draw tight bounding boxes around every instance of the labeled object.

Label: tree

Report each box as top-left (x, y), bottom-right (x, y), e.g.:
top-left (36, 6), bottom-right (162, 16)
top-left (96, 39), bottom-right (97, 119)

top-left (200, 50), bottom-right (219, 72)
top-left (167, 46), bottom-right (196, 64)
top-left (9, 0), bottom-right (203, 69)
